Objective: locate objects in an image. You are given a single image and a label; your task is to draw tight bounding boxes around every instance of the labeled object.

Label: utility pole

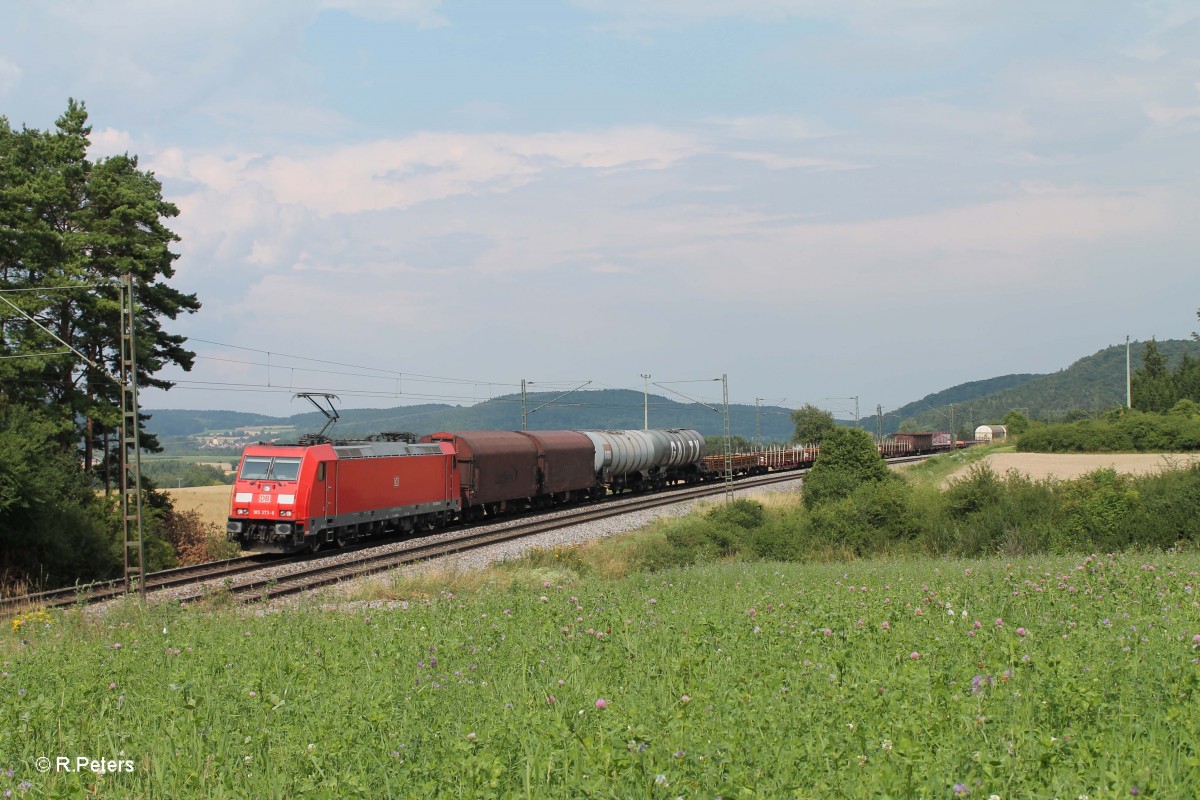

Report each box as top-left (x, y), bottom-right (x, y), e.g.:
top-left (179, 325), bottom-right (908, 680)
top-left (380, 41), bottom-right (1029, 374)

top-left (640, 373), bottom-right (651, 430)
top-left (722, 374), bottom-right (732, 503)
top-left (876, 404), bottom-right (883, 442)
top-left (1126, 335), bottom-right (1132, 409)
top-left (755, 397), bottom-right (764, 446)
top-left (521, 379), bottom-right (527, 430)
top-left (119, 275), bottom-right (145, 599)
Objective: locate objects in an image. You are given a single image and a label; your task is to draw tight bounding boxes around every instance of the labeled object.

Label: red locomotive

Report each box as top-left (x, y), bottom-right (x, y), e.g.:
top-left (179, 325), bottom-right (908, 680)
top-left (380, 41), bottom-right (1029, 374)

top-left (226, 438), bottom-right (460, 553)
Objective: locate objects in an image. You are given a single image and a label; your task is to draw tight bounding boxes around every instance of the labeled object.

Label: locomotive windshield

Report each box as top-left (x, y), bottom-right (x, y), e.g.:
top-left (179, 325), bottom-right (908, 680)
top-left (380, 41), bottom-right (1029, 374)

top-left (239, 456), bottom-right (302, 481)
top-left (272, 458), bottom-right (302, 480)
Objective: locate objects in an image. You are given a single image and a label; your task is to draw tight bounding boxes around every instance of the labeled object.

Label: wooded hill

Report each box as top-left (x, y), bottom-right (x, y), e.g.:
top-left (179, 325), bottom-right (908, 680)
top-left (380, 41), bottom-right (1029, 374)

top-left (146, 339), bottom-right (1200, 447)
top-left (145, 391), bottom-right (797, 446)
top-left (883, 339), bottom-right (1200, 434)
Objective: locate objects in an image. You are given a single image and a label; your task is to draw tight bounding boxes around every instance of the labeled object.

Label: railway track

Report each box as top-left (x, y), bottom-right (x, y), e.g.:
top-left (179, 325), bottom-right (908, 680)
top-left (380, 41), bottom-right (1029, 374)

top-left (0, 552), bottom-right (302, 614)
top-left (177, 468), bottom-right (812, 605)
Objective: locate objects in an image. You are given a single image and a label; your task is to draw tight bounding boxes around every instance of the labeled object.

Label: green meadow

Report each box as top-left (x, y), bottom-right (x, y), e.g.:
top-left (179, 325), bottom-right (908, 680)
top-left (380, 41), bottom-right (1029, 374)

top-left (4, 550), bottom-right (1200, 798)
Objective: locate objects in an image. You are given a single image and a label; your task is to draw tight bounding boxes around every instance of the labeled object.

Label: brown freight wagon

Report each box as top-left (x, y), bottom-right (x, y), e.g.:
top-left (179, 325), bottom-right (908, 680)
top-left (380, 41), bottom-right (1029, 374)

top-left (890, 432), bottom-right (935, 454)
top-left (422, 431), bottom-right (540, 515)
top-left (518, 430), bottom-right (602, 502)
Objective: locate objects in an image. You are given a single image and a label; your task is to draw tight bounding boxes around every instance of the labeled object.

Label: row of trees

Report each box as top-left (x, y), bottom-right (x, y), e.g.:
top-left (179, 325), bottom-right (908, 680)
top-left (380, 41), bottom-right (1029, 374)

top-left (1131, 335), bottom-right (1200, 412)
top-left (1, 100), bottom-right (201, 589)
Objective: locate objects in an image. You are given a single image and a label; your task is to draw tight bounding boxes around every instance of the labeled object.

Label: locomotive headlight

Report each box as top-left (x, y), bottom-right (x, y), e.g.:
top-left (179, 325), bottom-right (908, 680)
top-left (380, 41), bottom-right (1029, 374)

top-left (279, 510), bottom-right (293, 517)
top-left (236, 508), bottom-right (249, 516)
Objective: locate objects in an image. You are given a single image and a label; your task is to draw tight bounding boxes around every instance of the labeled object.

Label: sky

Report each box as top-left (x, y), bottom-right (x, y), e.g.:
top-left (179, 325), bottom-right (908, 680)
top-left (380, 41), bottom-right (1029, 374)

top-left (2, 0), bottom-right (1199, 420)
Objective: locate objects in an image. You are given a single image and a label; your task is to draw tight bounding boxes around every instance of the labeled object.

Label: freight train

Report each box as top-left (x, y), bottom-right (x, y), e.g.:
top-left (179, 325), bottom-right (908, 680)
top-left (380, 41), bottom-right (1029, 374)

top-left (226, 426), bottom-right (964, 554)
top-left (227, 428), bottom-right (705, 553)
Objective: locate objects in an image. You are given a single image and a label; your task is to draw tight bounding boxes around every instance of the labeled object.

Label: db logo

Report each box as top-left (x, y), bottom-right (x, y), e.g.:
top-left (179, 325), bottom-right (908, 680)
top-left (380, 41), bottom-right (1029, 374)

top-left (258, 494), bottom-right (272, 503)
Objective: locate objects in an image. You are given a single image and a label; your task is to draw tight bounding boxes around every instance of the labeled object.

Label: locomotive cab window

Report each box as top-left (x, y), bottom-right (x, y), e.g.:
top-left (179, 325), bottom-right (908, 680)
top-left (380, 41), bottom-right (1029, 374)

top-left (317, 463), bottom-right (326, 482)
top-left (240, 457), bottom-right (272, 480)
top-left (239, 456), bottom-right (303, 481)
top-left (272, 458), bottom-right (302, 481)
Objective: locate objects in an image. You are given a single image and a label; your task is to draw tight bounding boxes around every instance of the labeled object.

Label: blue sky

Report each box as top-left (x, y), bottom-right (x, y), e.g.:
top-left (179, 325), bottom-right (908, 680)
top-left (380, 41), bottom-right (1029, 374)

top-left (2, 1), bottom-right (1198, 420)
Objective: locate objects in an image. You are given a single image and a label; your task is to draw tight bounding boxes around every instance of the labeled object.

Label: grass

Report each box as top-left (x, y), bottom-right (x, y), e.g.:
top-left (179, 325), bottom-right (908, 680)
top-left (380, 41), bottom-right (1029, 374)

top-left (900, 443), bottom-right (1006, 489)
top-left (4, 550), bottom-right (1200, 798)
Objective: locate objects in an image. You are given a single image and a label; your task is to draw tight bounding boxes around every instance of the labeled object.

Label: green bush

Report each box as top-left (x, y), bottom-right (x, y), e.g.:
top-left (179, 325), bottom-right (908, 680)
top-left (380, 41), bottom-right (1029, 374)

top-left (634, 500), bottom-right (774, 571)
top-left (743, 516), bottom-right (809, 561)
top-left (804, 479), bottom-right (925, 557)
top-left (631, 534), bottom-right (697, 572)
top-left (1062, 469), bottom-right (1142, 551)
top-left (1122, 463), bottom-right (1200, 549)
top-left (932, 465), bottom-right (1066, 556)
top-left (1018, 409), bottom-right (1200, 453)
top-left (803, 427), bottom-right (894, 509)
top-left (705, 498), bottom-right (766, 530)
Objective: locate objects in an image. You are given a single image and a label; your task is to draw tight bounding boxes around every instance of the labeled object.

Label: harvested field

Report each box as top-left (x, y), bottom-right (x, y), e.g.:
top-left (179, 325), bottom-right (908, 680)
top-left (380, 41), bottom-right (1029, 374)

top-left (164, 484), bottom-right (231, 530)
top-left (946, 452), bottom-right (1200, 484)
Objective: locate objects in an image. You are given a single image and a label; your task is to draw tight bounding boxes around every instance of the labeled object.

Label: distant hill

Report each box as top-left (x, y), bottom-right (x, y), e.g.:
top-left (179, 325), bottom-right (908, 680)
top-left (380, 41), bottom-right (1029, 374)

top-left (883, 339), bottom-right (1200, 434)
top-left (142, 410), bottom-right (286, 437)
top-left (147, 339), bottom-right (1200, 448)
top-left (144, 390), bottom-right (796, 445)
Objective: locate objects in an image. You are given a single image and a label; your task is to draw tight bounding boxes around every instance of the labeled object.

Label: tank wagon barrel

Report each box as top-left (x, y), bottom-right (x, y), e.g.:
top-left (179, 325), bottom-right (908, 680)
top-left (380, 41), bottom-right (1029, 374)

top-left (580, 428), bottom-right (705, 492)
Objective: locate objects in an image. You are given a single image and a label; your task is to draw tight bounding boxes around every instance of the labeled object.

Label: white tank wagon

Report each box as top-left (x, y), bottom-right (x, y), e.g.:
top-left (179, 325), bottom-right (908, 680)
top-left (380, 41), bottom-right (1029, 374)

top-left (580, 428), bottom-right (706, 493)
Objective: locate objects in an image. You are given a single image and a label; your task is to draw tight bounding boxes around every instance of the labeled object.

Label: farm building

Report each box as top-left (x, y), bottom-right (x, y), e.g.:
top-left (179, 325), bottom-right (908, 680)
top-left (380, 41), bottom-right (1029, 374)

top-left (974, 424), bottom-right (1008, 442)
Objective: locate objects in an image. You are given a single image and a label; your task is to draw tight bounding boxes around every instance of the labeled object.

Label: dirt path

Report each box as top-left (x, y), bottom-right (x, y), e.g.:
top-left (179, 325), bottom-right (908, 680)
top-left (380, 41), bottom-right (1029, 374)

top-left (946, 452), bottom-right (1200, 484)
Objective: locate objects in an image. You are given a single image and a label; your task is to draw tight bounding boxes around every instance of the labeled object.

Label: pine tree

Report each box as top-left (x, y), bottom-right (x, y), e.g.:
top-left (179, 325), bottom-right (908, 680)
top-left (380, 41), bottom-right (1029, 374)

top-left (0, 100), bottom-right (199, 466)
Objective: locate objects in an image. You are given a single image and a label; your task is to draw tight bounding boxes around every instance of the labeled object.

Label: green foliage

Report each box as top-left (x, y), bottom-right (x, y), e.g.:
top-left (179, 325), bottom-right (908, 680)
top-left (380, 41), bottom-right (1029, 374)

top-left (632, 459), bottom-right (1200, 572)
top-left (789, 403), bottom-right (837, 444)
top-left (803, 427), bottom-right (894, 509)
top-left (804, 479), bottom-right (926, 556)
top-left (0, 404), bottom-right (119, 588)
top-left (1003, 410), bottom-right (1032, 435)
top-left (0, 100), bottom-right (203, 585)
top-left (1017, 409), bottom-right (1200, 453)
top-left (1131, 339), bottom-right (1176, 411)
top-left (939, 465), bottom-right (1067, 556)
top-left (1061, 469), bottom-right (1141, 550)
top-left (704, 498), bottom-right (766, 530)
top-left (702, 435), bottom-right (753, 455)
top-left (632, 500), bottom-right (768, 569)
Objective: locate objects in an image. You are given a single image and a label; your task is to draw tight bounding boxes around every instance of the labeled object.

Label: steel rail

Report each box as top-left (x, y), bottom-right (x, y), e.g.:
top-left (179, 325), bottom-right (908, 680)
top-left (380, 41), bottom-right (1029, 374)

top-left (0, 553), bottom-right (298, 614)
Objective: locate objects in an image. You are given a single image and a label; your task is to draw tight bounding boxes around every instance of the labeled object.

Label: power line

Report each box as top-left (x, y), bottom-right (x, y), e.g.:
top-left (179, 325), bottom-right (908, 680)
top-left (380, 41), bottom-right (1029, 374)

top-left (182, 336), bottom-right (519, 387)
top-left (0, 284), bottom-right (113, 293)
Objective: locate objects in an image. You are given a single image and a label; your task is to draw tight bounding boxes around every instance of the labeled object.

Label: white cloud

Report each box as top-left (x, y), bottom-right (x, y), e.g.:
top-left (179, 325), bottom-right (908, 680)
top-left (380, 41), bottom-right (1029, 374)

top-left (89, 127), bottom-right (135, 158)
top-left (159, 127), bottom-right (705, 218)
